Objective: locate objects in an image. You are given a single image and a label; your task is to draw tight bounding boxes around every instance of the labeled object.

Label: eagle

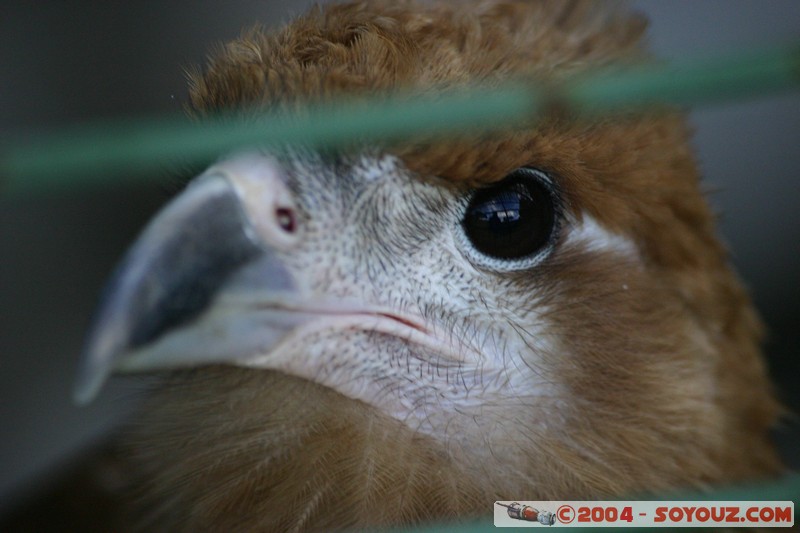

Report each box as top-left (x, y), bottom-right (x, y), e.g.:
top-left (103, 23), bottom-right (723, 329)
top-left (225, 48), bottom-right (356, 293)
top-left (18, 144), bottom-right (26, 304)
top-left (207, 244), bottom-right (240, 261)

top-left (68, 0), bottom-right (782, 530)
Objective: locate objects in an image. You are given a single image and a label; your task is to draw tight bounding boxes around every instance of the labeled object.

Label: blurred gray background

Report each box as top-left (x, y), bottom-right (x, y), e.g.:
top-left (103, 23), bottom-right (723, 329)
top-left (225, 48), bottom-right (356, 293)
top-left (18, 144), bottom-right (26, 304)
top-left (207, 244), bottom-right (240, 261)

top-left (1, 0), bottom-right (798, 517)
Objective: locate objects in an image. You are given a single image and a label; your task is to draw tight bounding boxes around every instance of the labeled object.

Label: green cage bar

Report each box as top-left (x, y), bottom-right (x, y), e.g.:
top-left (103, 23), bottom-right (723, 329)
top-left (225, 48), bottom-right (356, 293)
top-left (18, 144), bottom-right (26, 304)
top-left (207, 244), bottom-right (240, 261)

top-left (2, 43), bottom-right (799, 194)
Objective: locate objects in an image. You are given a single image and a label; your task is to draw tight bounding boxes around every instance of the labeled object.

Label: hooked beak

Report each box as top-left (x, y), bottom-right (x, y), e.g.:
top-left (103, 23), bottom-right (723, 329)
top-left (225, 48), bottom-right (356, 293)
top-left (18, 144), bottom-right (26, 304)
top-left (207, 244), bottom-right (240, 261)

top-left (74, 155), bottom-right (308, 404)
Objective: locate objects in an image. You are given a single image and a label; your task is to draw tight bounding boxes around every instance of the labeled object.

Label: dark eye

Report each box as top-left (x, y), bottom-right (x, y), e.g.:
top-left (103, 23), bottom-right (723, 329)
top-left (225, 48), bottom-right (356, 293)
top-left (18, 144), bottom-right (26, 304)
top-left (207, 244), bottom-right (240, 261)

top-left (462, 168), bottom-right (557, 261)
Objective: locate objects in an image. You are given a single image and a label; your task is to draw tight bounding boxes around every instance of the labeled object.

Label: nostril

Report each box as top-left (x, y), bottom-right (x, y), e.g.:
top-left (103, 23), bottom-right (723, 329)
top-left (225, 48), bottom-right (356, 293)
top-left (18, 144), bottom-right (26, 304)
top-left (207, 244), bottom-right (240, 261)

top-left (276, 207), bottom-right (296, 233)
top-left (209, 153), bottom-right (299, 247)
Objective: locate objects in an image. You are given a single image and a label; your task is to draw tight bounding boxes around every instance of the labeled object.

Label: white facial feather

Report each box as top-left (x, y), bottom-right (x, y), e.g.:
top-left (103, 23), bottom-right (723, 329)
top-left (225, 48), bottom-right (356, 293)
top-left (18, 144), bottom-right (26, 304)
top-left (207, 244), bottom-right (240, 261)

top-left (240, 153), bottom-right (640, 459)
top-left (568, 213), bottom-right (638, 258)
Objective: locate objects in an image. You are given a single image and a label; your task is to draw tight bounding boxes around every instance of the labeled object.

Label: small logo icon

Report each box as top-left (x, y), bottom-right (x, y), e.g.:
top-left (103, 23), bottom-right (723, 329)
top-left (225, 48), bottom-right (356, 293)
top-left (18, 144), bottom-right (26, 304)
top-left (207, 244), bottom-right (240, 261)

top-left (496, 502), bottom-right (556, 526)
top-left (556, 504), bottom-right (575, 524)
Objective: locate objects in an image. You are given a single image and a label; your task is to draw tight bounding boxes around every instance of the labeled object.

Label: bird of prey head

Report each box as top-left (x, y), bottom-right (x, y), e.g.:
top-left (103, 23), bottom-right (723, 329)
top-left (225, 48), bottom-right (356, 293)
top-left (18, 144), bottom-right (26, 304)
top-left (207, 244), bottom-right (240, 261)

top-left (77, 1), bottom-right (782, 530)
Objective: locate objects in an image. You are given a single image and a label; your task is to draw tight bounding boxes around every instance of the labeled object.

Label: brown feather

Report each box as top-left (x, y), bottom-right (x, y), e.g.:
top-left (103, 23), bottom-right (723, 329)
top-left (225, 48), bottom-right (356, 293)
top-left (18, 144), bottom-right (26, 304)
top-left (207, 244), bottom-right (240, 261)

top-left (114, 1), bottom-right (784, 530)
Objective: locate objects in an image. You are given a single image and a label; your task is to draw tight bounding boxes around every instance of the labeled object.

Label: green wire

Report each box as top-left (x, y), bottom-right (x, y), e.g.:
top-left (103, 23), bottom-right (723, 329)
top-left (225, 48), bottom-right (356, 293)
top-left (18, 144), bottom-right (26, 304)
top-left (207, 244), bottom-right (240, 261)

top-left (2, 86), bottom-right (540, 194)
top-left (568, 44), bottom-right (800, 111)
top-left (2, 43), bottom-right (798, 194)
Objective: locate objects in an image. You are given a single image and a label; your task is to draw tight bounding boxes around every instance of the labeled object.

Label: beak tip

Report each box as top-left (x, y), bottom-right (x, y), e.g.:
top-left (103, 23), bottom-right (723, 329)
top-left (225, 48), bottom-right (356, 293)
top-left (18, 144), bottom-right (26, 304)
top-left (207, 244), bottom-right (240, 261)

top-left (72, 374), bottom-right (101, 406)
top-left (72, 344), bottom-right (113, 406)
top-left (74, 313), bottom-right (125, 405)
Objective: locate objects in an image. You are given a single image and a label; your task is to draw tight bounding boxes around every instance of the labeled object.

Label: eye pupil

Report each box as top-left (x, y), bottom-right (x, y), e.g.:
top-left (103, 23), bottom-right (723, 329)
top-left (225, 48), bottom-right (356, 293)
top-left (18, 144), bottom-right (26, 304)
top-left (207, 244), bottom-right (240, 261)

top-left (463, 169), bottom-right (556, 261)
